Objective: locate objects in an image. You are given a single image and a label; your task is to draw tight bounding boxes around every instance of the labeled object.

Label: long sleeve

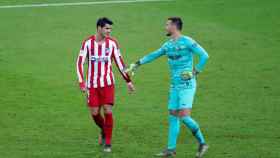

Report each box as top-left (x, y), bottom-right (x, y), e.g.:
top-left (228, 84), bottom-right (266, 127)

top-left (189, 39), bottom-right (209, 72)
top-left (76, 41), bottom-right (88, 83)
top-left (139, 46), bottom-right (166, 65)
top-left (112, 45), bottom-right (131, 83)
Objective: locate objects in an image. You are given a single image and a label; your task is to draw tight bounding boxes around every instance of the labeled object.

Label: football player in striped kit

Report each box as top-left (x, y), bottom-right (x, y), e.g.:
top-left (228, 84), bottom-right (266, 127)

top-left (76, 17), bottom-right (135, 152)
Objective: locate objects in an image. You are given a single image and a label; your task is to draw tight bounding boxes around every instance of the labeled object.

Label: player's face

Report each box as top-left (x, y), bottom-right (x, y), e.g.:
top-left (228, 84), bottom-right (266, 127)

top-left (98, 24), bottom-right (112, 37)
top-left (165, 20), bottom-right (177, 36)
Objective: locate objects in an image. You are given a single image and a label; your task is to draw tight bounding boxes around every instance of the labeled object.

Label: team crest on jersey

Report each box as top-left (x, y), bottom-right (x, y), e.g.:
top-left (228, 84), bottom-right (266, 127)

top-left (105, 48), bottom-right (110, 56)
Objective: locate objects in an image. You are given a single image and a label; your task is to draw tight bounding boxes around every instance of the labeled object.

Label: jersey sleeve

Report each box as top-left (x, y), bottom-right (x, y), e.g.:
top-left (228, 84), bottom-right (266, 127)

top-left (139, 44), bottom-right (166, 65)
top-left (187, 38), bottom-right (209, 72)
top-left (112, 42), bottom-right (131, 83)
top-left (76, 40), bottom-right (88, 83)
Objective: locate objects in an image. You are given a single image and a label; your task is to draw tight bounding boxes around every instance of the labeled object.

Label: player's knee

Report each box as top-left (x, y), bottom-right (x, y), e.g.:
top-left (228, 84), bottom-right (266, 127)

top-left (103, 105), bottom-right (112, 114)
top-left (178, 109), bottom-right (191, 117)
top-left (104, 109), bottom-right (112, 114)
top-left (90, 108), bottom-right (100, 116)
top-left (91, 110), bottom-right (99, 116)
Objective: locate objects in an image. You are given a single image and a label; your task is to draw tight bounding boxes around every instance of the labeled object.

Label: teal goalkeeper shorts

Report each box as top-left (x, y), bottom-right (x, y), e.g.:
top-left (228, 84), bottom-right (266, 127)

top-left (168, 78), bottom-right (196, 110)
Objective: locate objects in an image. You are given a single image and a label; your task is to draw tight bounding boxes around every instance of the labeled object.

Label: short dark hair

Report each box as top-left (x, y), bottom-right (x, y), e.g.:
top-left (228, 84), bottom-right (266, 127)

top-left (96, 17), bottom-right (113, 28)
top-left (168, 17), bottom-right (183, 30)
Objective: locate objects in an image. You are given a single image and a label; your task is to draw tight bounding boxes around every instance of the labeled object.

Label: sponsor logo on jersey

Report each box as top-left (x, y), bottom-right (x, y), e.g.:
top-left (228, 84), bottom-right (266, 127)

top-left (168, 55), bottom-right (182, 60)
top-left (90, 56), bottom-right (109, 62)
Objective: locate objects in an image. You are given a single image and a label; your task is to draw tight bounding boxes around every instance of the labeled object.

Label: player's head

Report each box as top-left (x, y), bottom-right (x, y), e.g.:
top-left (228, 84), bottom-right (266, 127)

top-left (96, 17), bottom-right (113, 37)
top-left (166, 17), bottom-right (183, 36)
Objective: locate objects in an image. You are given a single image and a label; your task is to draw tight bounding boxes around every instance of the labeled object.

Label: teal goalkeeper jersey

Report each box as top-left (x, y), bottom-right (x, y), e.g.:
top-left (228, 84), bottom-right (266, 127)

top-left (139, 35), bottom-right (209, 86)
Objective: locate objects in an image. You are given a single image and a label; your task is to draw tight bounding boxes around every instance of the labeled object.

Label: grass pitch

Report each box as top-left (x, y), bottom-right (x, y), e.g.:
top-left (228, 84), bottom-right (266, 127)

top-left (0, 0), bottom-right (280, 157)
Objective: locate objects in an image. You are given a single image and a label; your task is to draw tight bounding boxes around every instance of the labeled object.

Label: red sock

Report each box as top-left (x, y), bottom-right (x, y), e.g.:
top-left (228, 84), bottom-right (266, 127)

top-left (104, 113), bottom-right (113, 145)
top-left (92, 114), bottom-right (104, 134)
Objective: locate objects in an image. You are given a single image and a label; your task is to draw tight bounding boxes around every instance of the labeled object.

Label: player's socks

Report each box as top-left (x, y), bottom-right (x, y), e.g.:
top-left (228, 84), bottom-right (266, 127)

top-left (104, 113), bottom-right (113, 145)
top-left (181, 116), bottom-right (206, 145)
top-left (92, 113), bottom-right (105, 132)
top-left (167, 115), bottom-right (180, 150)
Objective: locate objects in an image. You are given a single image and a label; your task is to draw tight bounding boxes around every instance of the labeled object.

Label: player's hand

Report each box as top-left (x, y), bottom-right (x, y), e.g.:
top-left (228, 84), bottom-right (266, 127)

top-left (125, 62), bottom-right (140, 76)
top-left (193, 68), bottom-right (200, 76)
top-left (79, 82), bottom-right (87, 92)
top-left (181, 71), bottom-right (193, 80)
top-left (127, 82), bottom-right (135, 93)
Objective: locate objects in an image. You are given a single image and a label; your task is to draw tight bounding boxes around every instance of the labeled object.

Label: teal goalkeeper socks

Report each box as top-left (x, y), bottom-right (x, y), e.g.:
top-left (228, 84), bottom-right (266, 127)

top-left (167, 115), bottom-right (180, 150)
top-left (181, 116), bottom-right (206, 145)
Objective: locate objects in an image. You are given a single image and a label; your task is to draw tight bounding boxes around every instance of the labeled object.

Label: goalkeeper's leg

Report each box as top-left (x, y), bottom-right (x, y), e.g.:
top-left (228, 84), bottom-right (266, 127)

top-left (178, 88), bottom-right (208, 158)
top-left (179, 109), bottom-right (208, 158)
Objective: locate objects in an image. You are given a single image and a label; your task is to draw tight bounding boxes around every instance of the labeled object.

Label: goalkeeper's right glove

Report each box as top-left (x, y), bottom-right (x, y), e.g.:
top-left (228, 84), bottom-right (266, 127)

top-left (125, 61), bottom-right (141, 76)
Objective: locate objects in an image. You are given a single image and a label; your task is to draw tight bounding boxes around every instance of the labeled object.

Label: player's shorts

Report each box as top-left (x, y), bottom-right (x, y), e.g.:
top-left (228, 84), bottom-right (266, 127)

top-left (168, 79), bottom-right (196, 110)
top-left (87, 85), bottom-right (115, 107)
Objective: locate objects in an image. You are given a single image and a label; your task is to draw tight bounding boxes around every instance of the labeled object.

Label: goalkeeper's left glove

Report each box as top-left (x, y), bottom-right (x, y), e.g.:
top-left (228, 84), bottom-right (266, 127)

top-left (181, 69), bottom-right (200, 80)
top-left (125, 61), bottom-right (141, 76)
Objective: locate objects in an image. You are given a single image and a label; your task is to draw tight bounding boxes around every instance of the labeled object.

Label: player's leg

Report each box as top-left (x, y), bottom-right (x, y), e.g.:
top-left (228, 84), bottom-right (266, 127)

top-left (179, 109), bottom-right (206, 145)
top-left (156, 87), bottom-right (180, 157)
top-left (179, 109), bottom-right (208, 158)
top-left (178, 88), bottom-right (208, 158)
top-left (89, 107), bottom-right (105, 145)
top-left (100, 85), bottom-right (115, 152)
top-left (88, 88), bottom-right (105, 145)
top-left (103, 104), bottom-right (113, 152)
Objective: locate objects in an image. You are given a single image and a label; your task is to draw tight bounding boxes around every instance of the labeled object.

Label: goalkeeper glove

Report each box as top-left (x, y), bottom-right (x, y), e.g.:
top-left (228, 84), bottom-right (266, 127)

top-left (180, 69), bottom-right (200, 80)
top-left (125, 61), bottom-right (140, 76)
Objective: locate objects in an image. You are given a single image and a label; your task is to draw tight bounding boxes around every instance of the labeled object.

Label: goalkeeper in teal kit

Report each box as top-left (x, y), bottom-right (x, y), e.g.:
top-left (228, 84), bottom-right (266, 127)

top-left (126, 17), bottom-right (209, 158)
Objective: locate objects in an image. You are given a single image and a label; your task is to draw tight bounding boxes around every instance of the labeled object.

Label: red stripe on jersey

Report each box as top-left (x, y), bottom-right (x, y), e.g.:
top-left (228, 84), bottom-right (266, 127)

top-left (90, 36), bottom-right (95, 87)
top-left (104, 38), bottom-right (110, 86)
top-left (97, 44), bottom-right (102, 87)
top-left (86, 46), bottom-right (89, 85)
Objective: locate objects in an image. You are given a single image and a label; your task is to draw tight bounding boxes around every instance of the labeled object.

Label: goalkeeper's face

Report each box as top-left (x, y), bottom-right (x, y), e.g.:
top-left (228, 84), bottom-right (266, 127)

top-left (98, 24), bottom-right (112, 38)
top-left (165, 20), bottom-right (177, 36)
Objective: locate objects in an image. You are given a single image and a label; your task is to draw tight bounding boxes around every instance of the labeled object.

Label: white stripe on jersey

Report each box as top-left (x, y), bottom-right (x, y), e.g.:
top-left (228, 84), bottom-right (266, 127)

top-left (100, 43), bottom-right (106, 87)
top-left (93, 41), bottom-right (99, 88)
top-left (86, 40), bottom-right (92, 88)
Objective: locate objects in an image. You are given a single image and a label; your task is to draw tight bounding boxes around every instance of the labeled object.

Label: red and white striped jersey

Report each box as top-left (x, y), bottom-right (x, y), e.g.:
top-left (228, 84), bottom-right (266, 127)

top-left (76, 35), bottom-right (131, 88)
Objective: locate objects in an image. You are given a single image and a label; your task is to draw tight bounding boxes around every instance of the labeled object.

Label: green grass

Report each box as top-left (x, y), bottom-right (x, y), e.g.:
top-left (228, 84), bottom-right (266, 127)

top-left (1, 0), bottom-right (280, 157)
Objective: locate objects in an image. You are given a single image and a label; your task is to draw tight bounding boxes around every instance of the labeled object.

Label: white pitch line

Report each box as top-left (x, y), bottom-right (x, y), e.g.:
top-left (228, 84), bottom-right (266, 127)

top-left (0, 0), bottom-right (174, 9)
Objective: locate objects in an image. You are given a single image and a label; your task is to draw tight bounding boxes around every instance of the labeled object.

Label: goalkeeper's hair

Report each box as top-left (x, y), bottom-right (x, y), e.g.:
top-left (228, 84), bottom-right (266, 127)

top-left (96, 17), bottom-right (113, 28)
top-left (168, 17), bottom-right (183, 31)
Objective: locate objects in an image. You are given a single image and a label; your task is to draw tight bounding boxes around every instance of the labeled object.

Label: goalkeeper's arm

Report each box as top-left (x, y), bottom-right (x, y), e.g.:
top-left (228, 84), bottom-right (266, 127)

top-left (126, 47), bottom-right (166, 75)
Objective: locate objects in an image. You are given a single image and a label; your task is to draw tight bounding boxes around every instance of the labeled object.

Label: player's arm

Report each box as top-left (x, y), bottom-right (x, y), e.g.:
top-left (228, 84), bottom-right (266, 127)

top-left (112, 43), bottom-right (135, 92)
top-left (76, 41), bottom-right (88, 92)
top-left (126, 46), bottom-right (166, 75)
top-left (188, 39), bottom-right (209, 74)
top-left (112, 44), bottom-right (131, 83)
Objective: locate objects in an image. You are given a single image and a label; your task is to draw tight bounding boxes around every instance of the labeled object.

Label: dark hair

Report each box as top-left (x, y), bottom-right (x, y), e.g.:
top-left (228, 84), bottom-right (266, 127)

top-left (96, 17), bottom-right (113, 28)
top-left (168, 17), bottom-right (183, 30)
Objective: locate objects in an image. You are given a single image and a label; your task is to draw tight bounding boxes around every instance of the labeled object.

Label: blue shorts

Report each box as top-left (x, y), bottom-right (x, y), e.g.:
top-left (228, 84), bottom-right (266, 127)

top-left (168, 79), bottom-right (196, 110)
